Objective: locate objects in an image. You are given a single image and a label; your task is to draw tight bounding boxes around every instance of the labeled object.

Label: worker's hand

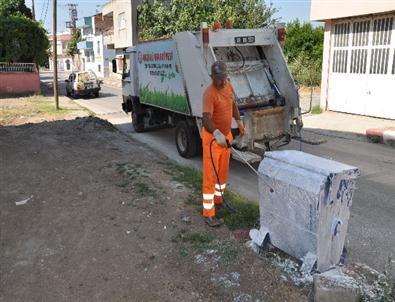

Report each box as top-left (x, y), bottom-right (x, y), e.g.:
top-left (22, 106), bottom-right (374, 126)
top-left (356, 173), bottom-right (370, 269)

top-left (237, 120), bottom-right (245, 138)
top-left (213, 129), bottom-right (227, 148)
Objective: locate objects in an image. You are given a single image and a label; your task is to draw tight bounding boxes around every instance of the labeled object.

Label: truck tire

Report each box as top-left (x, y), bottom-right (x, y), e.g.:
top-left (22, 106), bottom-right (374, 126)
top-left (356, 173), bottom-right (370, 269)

top-left (175, 121), bottom-right (200, 158)
top-left (132, 110), bottom-right (145, 132)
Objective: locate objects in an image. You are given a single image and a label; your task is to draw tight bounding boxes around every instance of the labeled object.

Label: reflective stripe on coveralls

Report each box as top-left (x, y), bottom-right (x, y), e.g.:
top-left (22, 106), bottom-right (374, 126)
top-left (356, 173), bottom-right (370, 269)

top-left (214, 184), bottom-right (227, 197)
top-left (202, 128), bottom-right (232, 218)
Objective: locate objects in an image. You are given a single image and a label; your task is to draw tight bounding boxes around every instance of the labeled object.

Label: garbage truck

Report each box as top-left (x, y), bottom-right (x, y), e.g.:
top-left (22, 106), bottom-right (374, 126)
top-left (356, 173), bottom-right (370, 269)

top-left (121, 23), bottom-right (303, 163)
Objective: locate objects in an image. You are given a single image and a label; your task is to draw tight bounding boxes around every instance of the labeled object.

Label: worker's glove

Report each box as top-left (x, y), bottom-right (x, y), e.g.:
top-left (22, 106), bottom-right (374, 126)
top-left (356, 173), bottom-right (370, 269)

top-left (236, 120), bottom-right (245, 138)
top-left (213, 129), bottom-right (227, 148)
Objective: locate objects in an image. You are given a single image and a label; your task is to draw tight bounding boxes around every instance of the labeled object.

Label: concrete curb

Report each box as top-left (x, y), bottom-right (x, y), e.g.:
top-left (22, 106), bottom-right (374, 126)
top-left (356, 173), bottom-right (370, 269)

top-left (366, 128), bottom-right (395, 147)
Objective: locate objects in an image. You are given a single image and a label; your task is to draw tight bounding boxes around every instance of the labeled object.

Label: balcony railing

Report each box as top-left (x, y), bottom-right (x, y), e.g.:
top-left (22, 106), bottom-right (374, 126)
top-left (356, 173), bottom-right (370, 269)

top-left (0, 62), bottom-right (37, 73)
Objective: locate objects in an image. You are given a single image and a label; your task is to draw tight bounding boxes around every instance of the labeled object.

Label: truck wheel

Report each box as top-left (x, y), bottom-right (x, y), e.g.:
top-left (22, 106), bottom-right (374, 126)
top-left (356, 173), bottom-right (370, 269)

top-left (175, 121), bottom-right (200, 158)
top-left (132, 110), bottom-right (145, 132)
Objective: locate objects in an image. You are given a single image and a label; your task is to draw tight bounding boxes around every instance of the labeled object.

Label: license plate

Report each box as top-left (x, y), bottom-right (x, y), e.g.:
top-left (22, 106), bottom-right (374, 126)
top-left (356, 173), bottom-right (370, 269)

top-left (234, 36), bottom-right (255, 44)
top-left (86, 83), bottom-right (93, 89)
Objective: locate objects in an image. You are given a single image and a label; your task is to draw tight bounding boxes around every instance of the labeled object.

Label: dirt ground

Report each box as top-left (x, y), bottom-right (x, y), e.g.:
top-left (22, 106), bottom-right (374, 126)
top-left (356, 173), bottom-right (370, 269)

top-left (0, 100), bottom-right (310, 301)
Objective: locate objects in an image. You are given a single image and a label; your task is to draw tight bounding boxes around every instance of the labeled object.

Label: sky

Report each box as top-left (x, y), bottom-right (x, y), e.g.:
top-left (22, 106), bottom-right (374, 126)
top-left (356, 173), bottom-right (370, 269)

top-left (25, 0), bottom-right (316, 34)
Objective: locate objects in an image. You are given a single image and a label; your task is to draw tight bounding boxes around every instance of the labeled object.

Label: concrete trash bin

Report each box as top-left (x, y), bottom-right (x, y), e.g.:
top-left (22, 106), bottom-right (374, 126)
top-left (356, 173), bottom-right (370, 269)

top-left (250, 150), bottom-right (360, 272)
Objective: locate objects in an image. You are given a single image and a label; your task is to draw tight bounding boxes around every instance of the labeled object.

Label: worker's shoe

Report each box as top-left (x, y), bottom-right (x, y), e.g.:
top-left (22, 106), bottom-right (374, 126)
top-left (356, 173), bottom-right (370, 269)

top-left (204, 216), bottom-right (224, 227)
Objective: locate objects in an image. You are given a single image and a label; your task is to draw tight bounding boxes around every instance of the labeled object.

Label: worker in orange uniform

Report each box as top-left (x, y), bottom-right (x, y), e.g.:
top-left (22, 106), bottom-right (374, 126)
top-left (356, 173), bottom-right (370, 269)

top-left (202, 61), bottom-right (245, 227)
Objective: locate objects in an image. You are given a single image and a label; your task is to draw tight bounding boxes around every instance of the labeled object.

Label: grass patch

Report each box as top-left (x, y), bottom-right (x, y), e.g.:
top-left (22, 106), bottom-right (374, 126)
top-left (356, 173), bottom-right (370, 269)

top-left (368, 136), bottom-right (381, 144)
top-left (115, 162), bottom-right (155, 195)
top-left (215, 241), bottom-right (239, 264)
top-left (173, 230), bottom-right (239, 264)
top-left (0, 95), bottom-right (80, 125)
top-left (173, 231), bottom-right (213, 249)
top-left (185, 194), bottom-right (201, 206)
top-left (134, 182), bottom-right (155, 196)
top-left (216, 190), bottom-right (260, 230)
top-left (311, 104), bottom-right (323, 114)
top-left (163, 161), bottom-right (259, 230)
top-left (162, 162), bottom-right (202, 194)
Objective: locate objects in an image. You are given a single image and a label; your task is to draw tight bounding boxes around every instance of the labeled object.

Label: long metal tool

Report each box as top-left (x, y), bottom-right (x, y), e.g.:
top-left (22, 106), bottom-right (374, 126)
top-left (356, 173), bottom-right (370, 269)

top-left (230, 146), bottom-right (274, 193)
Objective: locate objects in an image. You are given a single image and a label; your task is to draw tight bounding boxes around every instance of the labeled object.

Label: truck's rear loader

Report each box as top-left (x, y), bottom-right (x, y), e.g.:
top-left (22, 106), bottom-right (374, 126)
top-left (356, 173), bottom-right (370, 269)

top-left (122, 23), bottom-right (302, 163)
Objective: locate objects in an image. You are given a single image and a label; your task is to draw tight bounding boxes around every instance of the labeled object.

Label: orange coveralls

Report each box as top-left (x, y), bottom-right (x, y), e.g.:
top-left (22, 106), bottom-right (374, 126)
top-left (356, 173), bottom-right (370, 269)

top-left (202, 82), bottom-right (235, 218)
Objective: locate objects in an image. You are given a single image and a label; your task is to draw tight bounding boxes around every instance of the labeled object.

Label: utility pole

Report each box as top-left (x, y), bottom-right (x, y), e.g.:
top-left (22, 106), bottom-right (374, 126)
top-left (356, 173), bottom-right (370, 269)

top-left (53, 0), bottom-right (59, 110)
top-left (66, 4), bottom-right (78, 34)
top-left (32, 0), bottom-right (36, 20)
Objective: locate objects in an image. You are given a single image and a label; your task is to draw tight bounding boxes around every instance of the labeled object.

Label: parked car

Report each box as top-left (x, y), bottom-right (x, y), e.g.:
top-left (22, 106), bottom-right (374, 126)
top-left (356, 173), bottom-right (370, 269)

top-left (65, 71), bottom-right (102, 98)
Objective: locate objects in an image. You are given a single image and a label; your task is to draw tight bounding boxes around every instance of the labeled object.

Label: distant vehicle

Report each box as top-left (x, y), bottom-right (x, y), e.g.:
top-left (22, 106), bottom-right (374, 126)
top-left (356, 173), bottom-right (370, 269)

top-left (65, 71), bottom-right (102, 98)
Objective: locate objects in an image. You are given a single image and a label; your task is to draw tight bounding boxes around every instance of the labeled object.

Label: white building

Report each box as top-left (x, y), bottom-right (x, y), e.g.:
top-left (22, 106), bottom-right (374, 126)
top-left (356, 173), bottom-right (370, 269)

top-left (77, 14), bottom-right (116, 78)
top-left (311, 1), bottom-right (395, 119)
top-left (48, 32), bottom-right (75, 72)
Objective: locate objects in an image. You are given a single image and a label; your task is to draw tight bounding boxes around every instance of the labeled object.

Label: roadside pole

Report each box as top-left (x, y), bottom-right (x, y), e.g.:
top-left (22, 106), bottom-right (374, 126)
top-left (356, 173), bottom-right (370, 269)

top-left (32, 0), bottom-right (35, 20)
top-left (53, 0), bottom-right (59, 110)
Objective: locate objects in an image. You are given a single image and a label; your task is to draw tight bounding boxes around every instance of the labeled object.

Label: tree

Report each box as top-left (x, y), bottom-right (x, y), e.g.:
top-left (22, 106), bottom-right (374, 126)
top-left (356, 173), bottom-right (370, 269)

top-left (67, 29), bottom-right (82, 57)
top-left (288, 51), bottom-right (321, 87)
top-left (0, 0), bottom-right (32, 19)
top-left (138, 0), bottom-right (277, 40)
top-left (0, 15), bottom-right (49, 66)
top-left (284, 19), bottom-right (324, 89)
top-left (284, 19), bottom-right (324, 65)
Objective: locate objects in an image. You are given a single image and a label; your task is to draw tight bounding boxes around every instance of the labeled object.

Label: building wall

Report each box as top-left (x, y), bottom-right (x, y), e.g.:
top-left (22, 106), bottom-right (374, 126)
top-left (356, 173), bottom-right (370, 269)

top-left (49, 56), bottom-right (74, 72)
top-left (311, 0), bottom-right (395, 21)
top-left (48, 33), bottom-right (74, 72)
top-left (0, 72), bottom-right (40, 95)
top-left (318, 12), bottom-right (395, 119)
top-left (102, 0), bottom-right (140, 49)
top-left (320, 20), bottom-right (332, 110)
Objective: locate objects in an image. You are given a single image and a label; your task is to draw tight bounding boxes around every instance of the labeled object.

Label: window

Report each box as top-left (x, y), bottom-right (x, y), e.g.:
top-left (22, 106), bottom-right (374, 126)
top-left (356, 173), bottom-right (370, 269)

top-left (65, 59), bottom-right (71, 71)
top-left (122, 55), bottom-right (130, 79)
top-left (332, 22), bottom-right (351, 73)
top-left (334, 23), bottom-right (350, 47)
top-left (97, 41), bottom-right (101, 55)
top-left (112, 59), bottom-right (117, 73)
top-left (350, 49), bottom-right (368, 74)
top-left (98, 64), bottom-right (101, 72)
top-left (332, 50), bottom-right (348, 73)
top-left (372, 17), bottom-right (393, 46)
top-left (370, 48), bottom-right (390, 74)
top-left (118, 12), bottom-right (126, 30)
top-left (392, 50), bottom-right (395, 75)
top-left (352, 20), bottom-right (370, 47)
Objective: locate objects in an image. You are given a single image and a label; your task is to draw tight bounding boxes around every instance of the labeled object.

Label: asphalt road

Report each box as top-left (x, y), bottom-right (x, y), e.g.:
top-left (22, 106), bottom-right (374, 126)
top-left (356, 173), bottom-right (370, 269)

top-left (42, 72), bottom-right (395, 276)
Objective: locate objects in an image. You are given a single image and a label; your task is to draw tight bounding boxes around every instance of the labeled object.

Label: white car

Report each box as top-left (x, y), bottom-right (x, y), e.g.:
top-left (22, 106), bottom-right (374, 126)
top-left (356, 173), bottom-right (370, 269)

top-left (65, 71), bottom-right (102, 98)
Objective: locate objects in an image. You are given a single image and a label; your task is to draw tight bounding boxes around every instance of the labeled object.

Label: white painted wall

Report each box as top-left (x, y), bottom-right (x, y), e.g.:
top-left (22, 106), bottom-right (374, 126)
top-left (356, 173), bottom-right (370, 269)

top-left (311, 0), bottom-right (395, 21)
top-left (78, 16), bottom-right (116, 78)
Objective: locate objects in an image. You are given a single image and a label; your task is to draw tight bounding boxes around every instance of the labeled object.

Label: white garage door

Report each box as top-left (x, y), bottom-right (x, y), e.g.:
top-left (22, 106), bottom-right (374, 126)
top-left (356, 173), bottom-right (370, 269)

top-left (328, 14), bottom-right (395, 119)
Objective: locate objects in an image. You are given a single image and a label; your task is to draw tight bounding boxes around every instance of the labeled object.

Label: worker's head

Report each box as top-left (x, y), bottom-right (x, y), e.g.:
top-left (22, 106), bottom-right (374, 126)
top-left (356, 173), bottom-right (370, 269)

top-left (211, 61), bottom-right (228, 89)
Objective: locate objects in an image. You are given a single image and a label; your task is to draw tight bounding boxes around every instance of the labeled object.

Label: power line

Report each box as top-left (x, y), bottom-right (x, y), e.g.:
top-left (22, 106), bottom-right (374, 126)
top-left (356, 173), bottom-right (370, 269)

top-left (42, 0), bottom-right (50, 24)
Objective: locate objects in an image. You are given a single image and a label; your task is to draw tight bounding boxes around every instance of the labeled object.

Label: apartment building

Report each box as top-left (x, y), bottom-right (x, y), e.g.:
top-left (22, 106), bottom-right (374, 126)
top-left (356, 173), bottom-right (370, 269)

top-left (100, 0), bottom-right (140, 78)
top-left (77, 14), bottom-right (116, 78)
